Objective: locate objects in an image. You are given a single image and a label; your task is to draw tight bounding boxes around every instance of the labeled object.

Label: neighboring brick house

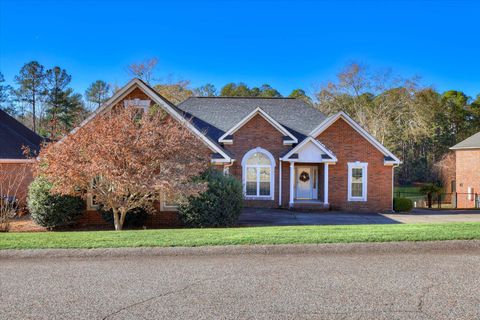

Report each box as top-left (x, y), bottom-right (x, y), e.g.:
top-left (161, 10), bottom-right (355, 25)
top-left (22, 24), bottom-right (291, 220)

top-left (73, 78), bottom-right (400, 228)
top-left (450, 132), bottom-right (480, 208)
top-left (0, 109), bottom-right (43, 206)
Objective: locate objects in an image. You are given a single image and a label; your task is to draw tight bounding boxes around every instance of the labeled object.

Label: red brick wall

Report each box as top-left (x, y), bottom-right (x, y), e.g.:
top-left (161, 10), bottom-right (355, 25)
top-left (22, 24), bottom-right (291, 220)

top-left (455, 149), bottom-right (480, 208)
top-left (315, 118), bottom-right (393, 212)
top-left (0, 162), bottom-right (34, 206)
top-left (224, 114), bottom-right (291, 208)
top-left (78, 198), bottom-right (180, 228)
top-left (77, 209), bottom-right (180, 229)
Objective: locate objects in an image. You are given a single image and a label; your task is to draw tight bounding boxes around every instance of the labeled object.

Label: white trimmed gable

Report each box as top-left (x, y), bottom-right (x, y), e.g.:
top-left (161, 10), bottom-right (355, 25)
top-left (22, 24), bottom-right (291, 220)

top-left (281, 137), bottom-right (337, 163)
top-left (218, 107), bottom-right (298, 145)
top-left (64, 78), bottom-right (232, 163)
top-left (309, 111), bottom-right (401, 165)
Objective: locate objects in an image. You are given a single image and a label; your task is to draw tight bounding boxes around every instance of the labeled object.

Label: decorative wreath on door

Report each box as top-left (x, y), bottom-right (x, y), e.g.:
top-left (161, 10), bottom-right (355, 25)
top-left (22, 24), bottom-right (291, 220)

top-left (299, 171), bottom-right (310, 182)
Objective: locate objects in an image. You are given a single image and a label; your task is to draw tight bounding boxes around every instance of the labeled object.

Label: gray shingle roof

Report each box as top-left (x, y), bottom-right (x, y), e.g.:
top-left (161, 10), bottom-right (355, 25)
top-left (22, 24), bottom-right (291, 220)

top-left (451, 132), bottom-right (480, 150)
top-left (176, 97), bottom-right (326, 142)
top-left (0, 109), bottom-right (43, 159)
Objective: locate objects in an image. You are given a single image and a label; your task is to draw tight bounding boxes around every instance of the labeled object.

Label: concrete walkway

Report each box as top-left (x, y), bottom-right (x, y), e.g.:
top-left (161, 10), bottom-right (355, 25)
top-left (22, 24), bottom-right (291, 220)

top-left (238, 208), bottom-right (480, 226)
top-left (384, 208), bottom-right (480, 224)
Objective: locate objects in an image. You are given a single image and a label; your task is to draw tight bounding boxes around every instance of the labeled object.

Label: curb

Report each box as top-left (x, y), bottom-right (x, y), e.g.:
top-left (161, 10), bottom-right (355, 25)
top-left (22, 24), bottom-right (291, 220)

top-left (1, 240), bottom-right (479, 260)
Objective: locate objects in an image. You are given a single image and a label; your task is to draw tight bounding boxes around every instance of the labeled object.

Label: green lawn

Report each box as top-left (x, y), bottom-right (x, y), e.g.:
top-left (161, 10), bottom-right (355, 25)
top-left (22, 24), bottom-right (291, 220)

top-left (1, 223), bottom-right (480, 250)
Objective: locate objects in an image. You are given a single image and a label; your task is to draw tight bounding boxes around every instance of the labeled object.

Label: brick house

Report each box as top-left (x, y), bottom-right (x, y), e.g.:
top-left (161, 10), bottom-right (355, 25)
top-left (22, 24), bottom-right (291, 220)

top-left (75, 78), bottom-right (400, 226)
top-left (0, 109), bottom-right (42, 206)
top-left (450, 132), bottom-right (480, 208)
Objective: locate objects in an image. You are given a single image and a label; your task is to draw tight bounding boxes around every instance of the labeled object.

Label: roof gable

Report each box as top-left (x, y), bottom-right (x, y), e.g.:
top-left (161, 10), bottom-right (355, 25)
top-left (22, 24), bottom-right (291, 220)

top-left (450, 131), bottom-right (480, 150)
top-left (309, 111), bottom-right (401, 165)
top-left (281, 137), bottom-right (337, 163)
top-left (0, 109), bottom-right (43, 160)
top-left (218, 107), bottom-right (297, 144)
top-left (176, 97), bottom-right (326, 141)
top-left (66, 78), bottom-right (232, 163)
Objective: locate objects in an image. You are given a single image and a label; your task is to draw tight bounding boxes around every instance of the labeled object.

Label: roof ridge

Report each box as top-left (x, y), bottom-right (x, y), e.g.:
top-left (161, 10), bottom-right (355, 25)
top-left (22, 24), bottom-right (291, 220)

top-left (193, 96), bottom-right (296, 100)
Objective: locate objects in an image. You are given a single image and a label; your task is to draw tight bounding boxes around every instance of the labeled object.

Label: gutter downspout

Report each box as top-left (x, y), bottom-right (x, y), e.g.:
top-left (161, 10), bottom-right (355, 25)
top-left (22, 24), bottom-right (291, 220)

top-left (279, 159), bottom-right (282, 207)
top-left (391, 163), bottom-right (399, 212)
top-left (223, 160), bottom-right (235, 175)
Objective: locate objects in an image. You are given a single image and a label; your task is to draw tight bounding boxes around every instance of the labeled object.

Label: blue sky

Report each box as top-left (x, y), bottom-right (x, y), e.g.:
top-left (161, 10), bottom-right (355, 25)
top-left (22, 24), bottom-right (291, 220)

top-left (1, 0), bottom-right (479, 98)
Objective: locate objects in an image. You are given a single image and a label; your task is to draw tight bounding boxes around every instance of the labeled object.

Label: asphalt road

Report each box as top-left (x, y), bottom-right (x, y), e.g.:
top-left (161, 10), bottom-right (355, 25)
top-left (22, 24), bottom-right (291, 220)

top-left (1, 243), bottom-right (480, 320)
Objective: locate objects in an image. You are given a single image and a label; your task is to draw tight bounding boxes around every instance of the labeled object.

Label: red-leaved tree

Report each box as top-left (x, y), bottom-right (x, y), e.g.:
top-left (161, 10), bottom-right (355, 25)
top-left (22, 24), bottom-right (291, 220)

top-left (37, 106), bottom-right (210, 230)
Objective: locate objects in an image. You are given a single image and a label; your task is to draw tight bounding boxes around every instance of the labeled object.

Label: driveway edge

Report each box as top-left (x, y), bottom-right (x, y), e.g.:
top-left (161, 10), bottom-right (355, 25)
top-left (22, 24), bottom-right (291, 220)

top-left (1, 240), bottom-right (480, 260)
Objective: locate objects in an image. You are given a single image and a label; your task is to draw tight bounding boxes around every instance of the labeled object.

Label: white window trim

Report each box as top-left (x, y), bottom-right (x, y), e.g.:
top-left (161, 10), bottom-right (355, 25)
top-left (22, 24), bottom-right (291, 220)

top-left (160, 202), bottom-right (178, 212)
top-left (241, 147), bottom-right (275, 200)
top-left (347, 162), bottom-right (368, 202)
top-left (124, 99), bottom-right (151, 111)
top-left (86, 178), bottom-right (100, 210)
top-left (160, 194), bottom-right (178, 211)
top-left (468, 187), bottom-right (474, 201)
top-left (86, 193), bottom-right (99, 210)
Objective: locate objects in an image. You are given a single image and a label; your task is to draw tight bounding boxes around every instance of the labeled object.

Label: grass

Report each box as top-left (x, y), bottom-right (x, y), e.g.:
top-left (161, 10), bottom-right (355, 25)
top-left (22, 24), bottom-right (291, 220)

top-left (1, 223), bottom-right (480, 250)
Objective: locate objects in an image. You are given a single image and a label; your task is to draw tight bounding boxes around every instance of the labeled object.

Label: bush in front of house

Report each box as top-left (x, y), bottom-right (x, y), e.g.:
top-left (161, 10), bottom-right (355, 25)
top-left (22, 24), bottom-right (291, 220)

top-left (393, 197), bottom-right (413, 213)
top-left (28, 177), bottom-right (85, 228)
top-left (178, 169), bottom-right (243, 227)
top-left (100, 207), bottom-right (149, 228)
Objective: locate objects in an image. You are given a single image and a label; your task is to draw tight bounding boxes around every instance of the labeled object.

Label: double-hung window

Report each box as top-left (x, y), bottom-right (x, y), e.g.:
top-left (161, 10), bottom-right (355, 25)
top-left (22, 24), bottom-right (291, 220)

top-left (348, 162), bottom-right (368, 201)
top-left (243, 149), bottom-right (274, 199)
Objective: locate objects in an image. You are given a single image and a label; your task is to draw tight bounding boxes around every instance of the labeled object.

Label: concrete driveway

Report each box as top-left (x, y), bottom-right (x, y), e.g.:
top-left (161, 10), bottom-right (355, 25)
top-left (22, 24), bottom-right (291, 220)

top-left (238, 208), bottom-right (480, 226)
top-left (1, 241), bottom-right (479, 319)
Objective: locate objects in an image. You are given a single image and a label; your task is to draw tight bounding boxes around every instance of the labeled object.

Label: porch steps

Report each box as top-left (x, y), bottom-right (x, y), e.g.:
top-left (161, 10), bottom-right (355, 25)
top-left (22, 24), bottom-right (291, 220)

top-left (291, 202), bottom-right (330, 212)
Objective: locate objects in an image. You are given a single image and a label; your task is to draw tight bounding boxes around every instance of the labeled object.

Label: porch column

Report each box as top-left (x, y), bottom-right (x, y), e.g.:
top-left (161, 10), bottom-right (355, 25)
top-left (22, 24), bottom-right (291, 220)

top-left (323, 163), bottom-right (329, 204)
top-left (289, 162), bottom-right (295, 207)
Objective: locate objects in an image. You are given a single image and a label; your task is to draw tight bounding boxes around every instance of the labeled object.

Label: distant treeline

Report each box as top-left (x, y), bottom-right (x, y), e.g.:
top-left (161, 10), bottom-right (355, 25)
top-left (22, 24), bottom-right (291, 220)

top-left (1, 59), bottom-right (479, 185)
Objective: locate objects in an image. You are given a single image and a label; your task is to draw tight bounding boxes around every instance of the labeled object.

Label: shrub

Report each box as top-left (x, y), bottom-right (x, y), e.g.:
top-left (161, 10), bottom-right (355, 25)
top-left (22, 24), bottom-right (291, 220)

top-left (100, 207), bottom-right (148, 228)
top-left (393, 197), bottom-right (413, 213)
top-left (178, 169), bottom-right (243, 227)
top-left (28, 177), bottom-right (85, 228)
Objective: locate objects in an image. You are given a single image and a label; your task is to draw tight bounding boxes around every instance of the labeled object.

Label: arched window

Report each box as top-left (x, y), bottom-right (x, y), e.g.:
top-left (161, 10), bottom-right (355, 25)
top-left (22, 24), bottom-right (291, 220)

top-left (242, 148), bottom-right (275, 199)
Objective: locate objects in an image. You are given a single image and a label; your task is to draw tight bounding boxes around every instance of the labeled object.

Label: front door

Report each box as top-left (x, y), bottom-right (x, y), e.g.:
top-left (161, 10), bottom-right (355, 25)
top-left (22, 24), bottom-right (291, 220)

top-left (296, 166), bottom-right (318, 199)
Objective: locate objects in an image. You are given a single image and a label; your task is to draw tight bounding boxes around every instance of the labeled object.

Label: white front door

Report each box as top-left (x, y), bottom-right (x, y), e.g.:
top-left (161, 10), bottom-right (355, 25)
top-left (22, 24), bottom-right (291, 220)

top-left (296, 167), bottom-right (317, 199)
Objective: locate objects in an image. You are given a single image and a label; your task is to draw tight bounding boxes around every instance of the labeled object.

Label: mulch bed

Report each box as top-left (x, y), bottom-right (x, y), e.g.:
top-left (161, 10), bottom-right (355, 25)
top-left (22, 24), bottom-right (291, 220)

top-left (8, 216), bottom-right (46, 232)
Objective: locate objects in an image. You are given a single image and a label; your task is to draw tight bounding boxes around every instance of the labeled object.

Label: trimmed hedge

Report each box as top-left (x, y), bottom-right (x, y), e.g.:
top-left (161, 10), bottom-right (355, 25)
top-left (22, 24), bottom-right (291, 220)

top-left (28, 177), bottom-right (85, 228)
top-left (178, 169), bottom-right (243, 227)
top-left (393, 197), bottom-right (413, 213)
top-left (100, 207), bottom-right (148, 228)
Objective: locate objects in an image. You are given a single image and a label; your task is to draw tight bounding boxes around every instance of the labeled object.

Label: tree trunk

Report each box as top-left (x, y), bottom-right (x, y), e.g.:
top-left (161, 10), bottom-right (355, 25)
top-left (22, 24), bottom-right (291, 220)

top-left (119, 209), bottom-right (127, 230)
top-left (32, 92), bottom-right (36, 133)
top-left (427, 193), bottom-right (432, 208)
top-left (112, 209), bottom-right (122, 231)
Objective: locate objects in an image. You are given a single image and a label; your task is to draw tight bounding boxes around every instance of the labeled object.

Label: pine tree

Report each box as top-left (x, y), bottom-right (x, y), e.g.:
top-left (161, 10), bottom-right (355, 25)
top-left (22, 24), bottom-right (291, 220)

top-left (13, 61), bottom-right (46, 132)
top-left (85, 80), bottom-right (110, 109)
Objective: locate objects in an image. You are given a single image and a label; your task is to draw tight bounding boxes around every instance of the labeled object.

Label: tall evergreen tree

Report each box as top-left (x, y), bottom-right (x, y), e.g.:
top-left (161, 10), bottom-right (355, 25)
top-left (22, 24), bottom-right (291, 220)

top-left (0, 72), bottom-right (15, 115)
top-left (13, 61), bottom-right (46, 132)
top-left (85, 80), bottom-right (110, 109)
top-left (44, 66), bottom-right (87, 138)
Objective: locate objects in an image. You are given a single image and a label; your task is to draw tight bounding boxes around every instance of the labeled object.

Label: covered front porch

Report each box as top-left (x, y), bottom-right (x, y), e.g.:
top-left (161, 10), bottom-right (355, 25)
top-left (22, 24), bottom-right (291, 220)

top-left (279, 137), bottom-right (337, 210)
top-left (287, 162), bottom-right (330, 210)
